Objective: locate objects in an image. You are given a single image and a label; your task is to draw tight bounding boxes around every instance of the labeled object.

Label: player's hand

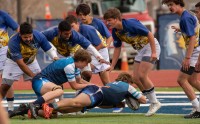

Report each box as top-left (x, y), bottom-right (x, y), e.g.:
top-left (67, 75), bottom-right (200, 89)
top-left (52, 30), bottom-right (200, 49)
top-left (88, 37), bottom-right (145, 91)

top-left (182, 58), bottom-right (190, 71)
top-left (150, 53), bottom-right (157, 62)
top-left (99, 59), bottom-right (111, 65)
top-left (53, 57), bottom-right (59, 61)
top-left (106, 65), bottom-right (114, 72)
top-left (171, 26), bottom-right (180, 33)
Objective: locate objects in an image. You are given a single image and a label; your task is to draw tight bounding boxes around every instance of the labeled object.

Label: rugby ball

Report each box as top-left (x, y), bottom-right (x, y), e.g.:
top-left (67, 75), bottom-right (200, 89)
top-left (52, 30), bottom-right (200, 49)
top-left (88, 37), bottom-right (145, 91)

top-left (125, 97), bottom-right (140, 110)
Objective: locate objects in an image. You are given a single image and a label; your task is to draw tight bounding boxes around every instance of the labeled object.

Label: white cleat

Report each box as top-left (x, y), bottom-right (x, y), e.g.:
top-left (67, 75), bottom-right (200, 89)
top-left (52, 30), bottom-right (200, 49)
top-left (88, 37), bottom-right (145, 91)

top-left (145, 101), bottom-right (161, 117)
top-left (112, 108), bottom-right (123, 113)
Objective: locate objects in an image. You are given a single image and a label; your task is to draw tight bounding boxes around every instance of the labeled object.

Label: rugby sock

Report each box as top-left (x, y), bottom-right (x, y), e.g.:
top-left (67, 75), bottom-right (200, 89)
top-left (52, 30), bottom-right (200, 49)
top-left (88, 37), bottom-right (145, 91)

top-left (145, 87), bottom-right (158, 103)
top-left (33, 96), bottom-right (45, 106)
top-left (7, 97), bottom-right (14, 111)
top-left (49, 102), bottom-right (58, 109)
top-left (191, 98), bottom-right (199, 110)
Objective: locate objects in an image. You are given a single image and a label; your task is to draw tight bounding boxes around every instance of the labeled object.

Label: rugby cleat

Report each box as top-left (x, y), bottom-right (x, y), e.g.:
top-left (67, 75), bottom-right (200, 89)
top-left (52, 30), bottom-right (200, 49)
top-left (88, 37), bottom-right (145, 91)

top-left (184, 111), bottom-right (200, 119)
top-left (28, 103), bottom-right (38, 119)
top-left (42, 103), bottom-right (53, 119)
top-left (9, 103), bottom-right (29, 118)
top-left (145, 101), bottom-right (161, 117)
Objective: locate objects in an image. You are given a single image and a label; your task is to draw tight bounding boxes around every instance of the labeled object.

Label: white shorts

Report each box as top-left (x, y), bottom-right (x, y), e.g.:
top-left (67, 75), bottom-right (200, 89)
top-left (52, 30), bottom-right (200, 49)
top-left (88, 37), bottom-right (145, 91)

top-left (190, 46), bottom-right (200, 67)
top-left (91, 48), bottom-right (110, 73)
top-left (0, 46), bottom-right (8, 71)
top-left (135, 38), bottom-right (161, 62)
top-left (2, 58), bottom-right (41, 81)
top-left (81, 63), bottom-right (92, 72)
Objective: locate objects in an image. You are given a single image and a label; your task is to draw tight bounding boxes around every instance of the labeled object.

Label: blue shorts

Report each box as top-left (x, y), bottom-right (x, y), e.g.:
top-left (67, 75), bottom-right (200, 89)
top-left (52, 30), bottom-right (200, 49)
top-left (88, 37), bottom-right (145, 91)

top-left (32, 76), bottom-right (50, 97)
top-left (78, 85), bottom-right (103, 111)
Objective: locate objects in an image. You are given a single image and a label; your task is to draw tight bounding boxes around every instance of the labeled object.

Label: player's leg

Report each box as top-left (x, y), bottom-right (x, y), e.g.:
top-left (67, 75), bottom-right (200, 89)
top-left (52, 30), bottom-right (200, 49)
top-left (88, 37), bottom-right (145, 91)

top-left (134, 39), bottom-right (161, 117)
top-left (6, 86), bottom-right (14, 112)
top-left (186, 72), bottom-right (200, 115)
top-left (30, 76), bottom-right (63, 119)
top-left (138, 59), bottom-right (161, 117)
top-left (0, 95), bottom-right (9, 124)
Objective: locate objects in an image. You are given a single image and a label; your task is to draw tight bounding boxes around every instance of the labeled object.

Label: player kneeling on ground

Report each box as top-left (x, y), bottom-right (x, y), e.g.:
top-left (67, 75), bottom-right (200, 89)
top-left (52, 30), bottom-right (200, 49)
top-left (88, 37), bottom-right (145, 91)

top-left (9, 49), bottom-right (93, 119)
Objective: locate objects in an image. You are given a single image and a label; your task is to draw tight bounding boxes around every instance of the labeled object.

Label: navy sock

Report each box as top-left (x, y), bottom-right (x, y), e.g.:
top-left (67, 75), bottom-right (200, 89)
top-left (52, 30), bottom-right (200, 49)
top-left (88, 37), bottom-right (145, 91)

top-left (33, 96), bottom-right (45, 106)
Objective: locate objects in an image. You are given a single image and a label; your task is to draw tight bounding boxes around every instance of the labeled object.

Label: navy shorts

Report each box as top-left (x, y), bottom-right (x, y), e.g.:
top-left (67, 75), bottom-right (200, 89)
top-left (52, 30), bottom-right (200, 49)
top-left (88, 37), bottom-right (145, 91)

top-left (78, 85), bottom-right (103, 111)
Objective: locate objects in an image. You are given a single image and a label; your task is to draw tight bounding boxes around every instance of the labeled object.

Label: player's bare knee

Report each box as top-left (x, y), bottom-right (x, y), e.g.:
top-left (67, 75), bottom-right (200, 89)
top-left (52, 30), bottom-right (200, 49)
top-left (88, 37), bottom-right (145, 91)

top-left (52, 86), bottom-right (64, 96)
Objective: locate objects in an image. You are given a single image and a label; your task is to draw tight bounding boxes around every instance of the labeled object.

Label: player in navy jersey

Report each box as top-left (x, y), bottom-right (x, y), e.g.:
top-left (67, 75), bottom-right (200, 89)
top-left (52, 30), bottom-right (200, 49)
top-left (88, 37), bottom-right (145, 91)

top-left (40, 72), bottom-right (146, 117)
top-left (65, 15), bottom-right (110, 85)
top-left (76, 3), bottom-right (113, 47)
top-left (162, 0), bottom-right (200, 119)
top-left (0, 10), bottom-right (19, 113)
top-left (0, 22), bottom-right (58, 101)
top-left (103, 8), bottom-right (161, 116)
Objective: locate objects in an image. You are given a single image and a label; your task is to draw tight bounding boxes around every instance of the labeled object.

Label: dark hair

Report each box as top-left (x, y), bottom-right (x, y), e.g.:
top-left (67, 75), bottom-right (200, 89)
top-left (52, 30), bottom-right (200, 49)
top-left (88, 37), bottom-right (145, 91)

top-left (103, 8), bottom-right (122, 20)
top-left (195, 2), bottom-right (200, 8)
top-left (58, 20), bottom-right (71, 32)
top-left (115, 72), bottom-right (134, 84)
top-left (161, 0), bottom-right (185, 7)
top-left (74, 49), bottom-right (91, 63)
top-left (20, 22), bottom-right (33, 35)
top-left (65, 15), bottom-right (78, 25)
top-left (76, 3), bottom-right (90, 15)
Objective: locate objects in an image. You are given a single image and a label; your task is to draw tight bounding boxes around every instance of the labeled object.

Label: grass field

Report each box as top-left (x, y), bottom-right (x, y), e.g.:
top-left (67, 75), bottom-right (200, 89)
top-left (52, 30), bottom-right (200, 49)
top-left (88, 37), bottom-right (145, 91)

top-left (10, 113), bottom-right (200, 124)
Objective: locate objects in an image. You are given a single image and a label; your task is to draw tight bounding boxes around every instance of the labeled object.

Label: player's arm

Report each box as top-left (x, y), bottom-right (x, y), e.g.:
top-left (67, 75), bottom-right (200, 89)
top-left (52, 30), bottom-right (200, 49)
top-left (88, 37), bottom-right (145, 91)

top-left (128, 85), bottom-right (146, 104)
top-left (38, 31), bottom-right (59, 60)
top-left (16, 59), bottom-right (36, 78)
top-left (147, 31), bottom-right (157, 62)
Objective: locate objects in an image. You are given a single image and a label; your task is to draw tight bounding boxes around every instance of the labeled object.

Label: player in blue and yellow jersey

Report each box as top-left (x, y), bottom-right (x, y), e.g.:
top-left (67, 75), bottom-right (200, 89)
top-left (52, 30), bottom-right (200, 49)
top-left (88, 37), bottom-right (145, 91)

top-left (42, 20), bottom-right (109, 82)
top-left (0, 10), bottom-right (19, 113)
top-left (162, 0), bottom-right (200, 119)
top-left (0, 22), bottom-right (58, 100)
top-left (37, 72), bottom-right (146, 118)
top-left (9, 49), bottom-right (93, 119)
top-left (65, 15), bottom-right (110, 85)
top-left (76, 3), bottom-right (113, 47)
top-left (103, 8), bottom-right (161, 116)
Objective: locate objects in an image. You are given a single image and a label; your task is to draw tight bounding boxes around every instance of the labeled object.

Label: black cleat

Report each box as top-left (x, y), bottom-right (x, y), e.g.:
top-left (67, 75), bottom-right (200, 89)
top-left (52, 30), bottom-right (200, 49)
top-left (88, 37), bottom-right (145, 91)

top-left (184, 111), bottom-right (200, 119)
top-left (9, 103), bottom-right (29, 118)
top-left (28, 103), bottom-right (38, 119)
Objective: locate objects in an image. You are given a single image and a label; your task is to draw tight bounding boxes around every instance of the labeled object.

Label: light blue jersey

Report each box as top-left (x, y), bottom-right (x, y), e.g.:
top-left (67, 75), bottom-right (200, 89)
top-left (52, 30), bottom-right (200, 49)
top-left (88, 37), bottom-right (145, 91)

top-left (101, 81), bottom-right (142, 106)
top-left (32, 56), bottom-right (80, 96)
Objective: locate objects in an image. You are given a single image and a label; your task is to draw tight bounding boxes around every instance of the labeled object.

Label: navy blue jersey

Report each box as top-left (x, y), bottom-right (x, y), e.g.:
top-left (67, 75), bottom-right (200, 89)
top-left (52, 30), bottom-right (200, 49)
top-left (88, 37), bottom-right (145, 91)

top-left (7, 30), bottom-right (51, 64)
top-left (90, 18), bottom-right (111, 39)
top-left (0, 10), bottom-right (18, 47)
top-left (79, 24), bottom-right (107, 47)
top-left (179, 10), bottom-right (200, 48)
top-left (100, 81), bottom-right (142, 106)
top-left (42, 27), bottom-right (81, 56)
top-left (112, 19), bottom-right (149, 50)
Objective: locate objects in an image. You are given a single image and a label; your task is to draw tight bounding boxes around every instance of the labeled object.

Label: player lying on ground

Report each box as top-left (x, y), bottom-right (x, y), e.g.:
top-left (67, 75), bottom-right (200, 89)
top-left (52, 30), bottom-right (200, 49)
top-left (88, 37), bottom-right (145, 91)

top-left (11, 72), bottom-right (146, 119)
